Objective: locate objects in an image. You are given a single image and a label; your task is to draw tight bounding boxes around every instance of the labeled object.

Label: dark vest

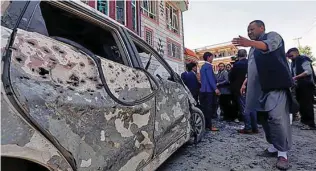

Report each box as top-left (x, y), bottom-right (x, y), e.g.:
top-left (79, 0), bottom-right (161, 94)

top-left (254, 33), bottom-right (293, 92)
top-left (293, 55), bottom-right (314, 85)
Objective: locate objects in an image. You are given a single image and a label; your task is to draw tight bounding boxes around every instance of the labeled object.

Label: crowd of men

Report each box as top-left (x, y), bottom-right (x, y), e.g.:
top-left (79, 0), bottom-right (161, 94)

top-left (181, 20), bottom-right (316, 170)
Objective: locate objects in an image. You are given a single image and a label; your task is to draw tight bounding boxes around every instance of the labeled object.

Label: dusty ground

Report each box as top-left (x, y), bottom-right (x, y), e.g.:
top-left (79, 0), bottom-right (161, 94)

top-left (158, 119), bottom-right (316, 171)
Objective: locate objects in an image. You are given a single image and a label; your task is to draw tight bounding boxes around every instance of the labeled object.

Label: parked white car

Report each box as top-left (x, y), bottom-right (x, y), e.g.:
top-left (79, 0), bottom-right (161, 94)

top-left (1, 1), bottom-right (205, 171)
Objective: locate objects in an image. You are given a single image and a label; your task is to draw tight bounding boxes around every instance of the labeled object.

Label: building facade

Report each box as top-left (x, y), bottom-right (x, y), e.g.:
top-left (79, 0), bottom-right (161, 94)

top-left (194, 42), bottom-right (238, 72)
top-left (82, 0), bottom-right (189, 74)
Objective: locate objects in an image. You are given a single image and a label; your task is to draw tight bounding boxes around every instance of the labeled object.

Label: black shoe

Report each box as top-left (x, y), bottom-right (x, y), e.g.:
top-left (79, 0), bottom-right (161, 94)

top-left (252, 129), bottom-right (259, 134)
top-left (237, 129), bottom-right (252, 134)
top-left (309, 123), bottom-right (316, 128)
top-left (257, 149), bottom-right (278, 158)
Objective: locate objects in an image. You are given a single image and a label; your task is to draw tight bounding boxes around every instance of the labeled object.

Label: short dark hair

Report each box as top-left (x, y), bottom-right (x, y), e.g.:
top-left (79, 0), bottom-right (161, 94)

top-left (250, 20), bottom-right (265, 29)
top-left (218, 63), bottom-right (225, 67)
top-left (191, 62), bottom-right (197, 68)
top-left (237, 49), bottom-right (247, 58)
top-left (186, 62), bottom-right (197, 71)
top-left (185, 63), bottom-right (190, 70)
top-left (203, 52), bottom-right (213, 61)
top-left (287, 47), bottom-right (299, 55)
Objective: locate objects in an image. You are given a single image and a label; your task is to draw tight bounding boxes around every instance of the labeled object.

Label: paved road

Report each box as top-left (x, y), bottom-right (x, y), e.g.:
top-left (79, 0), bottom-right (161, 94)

top-left (158, 120), bottom-right (316, 171)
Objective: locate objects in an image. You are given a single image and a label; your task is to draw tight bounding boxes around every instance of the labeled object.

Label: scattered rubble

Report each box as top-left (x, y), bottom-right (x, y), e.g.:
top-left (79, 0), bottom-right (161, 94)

top-left (159, 120), bottom-right (316, 171)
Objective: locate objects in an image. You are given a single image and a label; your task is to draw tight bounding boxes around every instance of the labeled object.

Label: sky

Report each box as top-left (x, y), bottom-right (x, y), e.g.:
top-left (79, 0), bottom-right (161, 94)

top-left (183, 1), bottom-right (316, 55)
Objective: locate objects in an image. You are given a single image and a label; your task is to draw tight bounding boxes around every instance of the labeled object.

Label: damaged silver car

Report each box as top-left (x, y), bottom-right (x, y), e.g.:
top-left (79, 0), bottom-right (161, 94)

top-left (1, 1), bottom-right (205, 171)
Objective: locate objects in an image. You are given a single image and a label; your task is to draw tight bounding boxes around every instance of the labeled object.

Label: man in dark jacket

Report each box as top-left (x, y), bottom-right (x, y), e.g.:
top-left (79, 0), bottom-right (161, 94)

top-left (182, 62), bottom-right (200, 104)
top-left (287, 48), bottom-right (316, 129)
top-left (230, 49), bottom-right (258, 133)
top-left (232, 20), bottom-right (293, 170)
top-left (181, 65), bottom-right (189, 85)
top-left (217, 63), bottom-right (233, 121)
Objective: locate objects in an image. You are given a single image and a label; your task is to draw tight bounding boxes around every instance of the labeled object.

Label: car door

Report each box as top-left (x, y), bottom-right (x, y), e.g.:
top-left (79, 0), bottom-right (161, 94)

top-left (128, 36), bottom-right (191, 157)
top-left (2, 1), bottom-right (157, 171)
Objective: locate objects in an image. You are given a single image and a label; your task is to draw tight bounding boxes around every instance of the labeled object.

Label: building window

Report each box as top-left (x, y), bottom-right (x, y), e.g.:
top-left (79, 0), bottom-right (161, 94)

top-left (218, 51), bottom-right (224, 57)
top-left (116, 1), bottom-right (126, 25)
top-left (167, 41), bottom-right (181, 59)
top-left (97, 0), bottom-right (109, 15)
top-left (131, 0), bottom-right (137, 31)
top-left (166, 3), bottom-right (179, 34)
top-left (224, 50), bottom-right (228, 56)
top-left (141, 0), bottom-right (157, 20)
top-left (145, 28), bottom-right (153, 46)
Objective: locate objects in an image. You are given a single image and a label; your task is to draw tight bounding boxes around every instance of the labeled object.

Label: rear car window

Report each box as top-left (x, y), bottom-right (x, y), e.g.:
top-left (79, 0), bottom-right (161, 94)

top-left (1, 1), bottom-right (11, 16)
top-left (1, 1), bottom-right (126, 65)
top-left (1, 1), bottom-right (49, 35)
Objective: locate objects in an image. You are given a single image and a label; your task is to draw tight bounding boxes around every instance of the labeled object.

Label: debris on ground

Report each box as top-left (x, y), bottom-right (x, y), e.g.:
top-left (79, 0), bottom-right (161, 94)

top-left (158, 120), bottom-right (316, 171)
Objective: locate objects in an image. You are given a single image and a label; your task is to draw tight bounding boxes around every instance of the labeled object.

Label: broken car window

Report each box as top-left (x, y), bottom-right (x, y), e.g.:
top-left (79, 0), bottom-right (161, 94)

top-left (134, 42), bottom-right (172, 81)
top-left (1, 1), bottom-right (126, 65)
top-left (1, 1), bottom-right (49, 36)
top-left (40, 2), bottom-right (125, 65)
top-left (1, 1), bottom-right (11, 16)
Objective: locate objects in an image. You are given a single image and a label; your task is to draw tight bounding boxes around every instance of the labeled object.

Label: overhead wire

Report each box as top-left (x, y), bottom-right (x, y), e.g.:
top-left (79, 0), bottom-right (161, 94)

top-left (301, 19), bottom-right (316, 38)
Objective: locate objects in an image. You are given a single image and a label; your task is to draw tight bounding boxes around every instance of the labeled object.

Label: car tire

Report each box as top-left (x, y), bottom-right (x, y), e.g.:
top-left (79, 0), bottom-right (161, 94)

top-left (188, 106), bottom-right (205, 144)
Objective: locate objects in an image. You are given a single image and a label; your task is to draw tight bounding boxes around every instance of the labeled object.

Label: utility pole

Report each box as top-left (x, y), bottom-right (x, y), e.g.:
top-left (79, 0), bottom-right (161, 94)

top-left (293, 37), bottom-right (302, 47)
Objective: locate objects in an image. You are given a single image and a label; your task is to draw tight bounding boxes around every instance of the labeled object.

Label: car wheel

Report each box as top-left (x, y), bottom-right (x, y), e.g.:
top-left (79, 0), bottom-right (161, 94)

top-left (188, 106), bottom-right (205, 144)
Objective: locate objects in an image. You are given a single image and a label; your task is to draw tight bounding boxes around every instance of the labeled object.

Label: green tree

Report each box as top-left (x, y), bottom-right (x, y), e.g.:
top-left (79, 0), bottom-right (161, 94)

top-left (298, 46), bottom-right (315, 61)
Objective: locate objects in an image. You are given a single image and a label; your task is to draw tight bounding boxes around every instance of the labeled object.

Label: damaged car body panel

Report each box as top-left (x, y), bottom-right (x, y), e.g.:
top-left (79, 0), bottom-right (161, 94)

top-left (1, 1), bottom-right (204, 171)
top-left (130, 37), bottom-right (192, 156)
top-left (153, 78), bottom-right (191, 156)
top-left (1, 26), bottom-right (12, 57)
top-left (142, 135), bottom-right (188, 171)
top-left (1, 93), bottom-right (73, 171)
top-left (8, 28), bottom-right (156, 171)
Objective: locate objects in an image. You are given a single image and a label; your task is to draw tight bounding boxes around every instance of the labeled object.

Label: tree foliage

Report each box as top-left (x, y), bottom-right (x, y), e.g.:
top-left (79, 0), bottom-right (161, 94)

top-left (298, 46), bottom-right (315, 61)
